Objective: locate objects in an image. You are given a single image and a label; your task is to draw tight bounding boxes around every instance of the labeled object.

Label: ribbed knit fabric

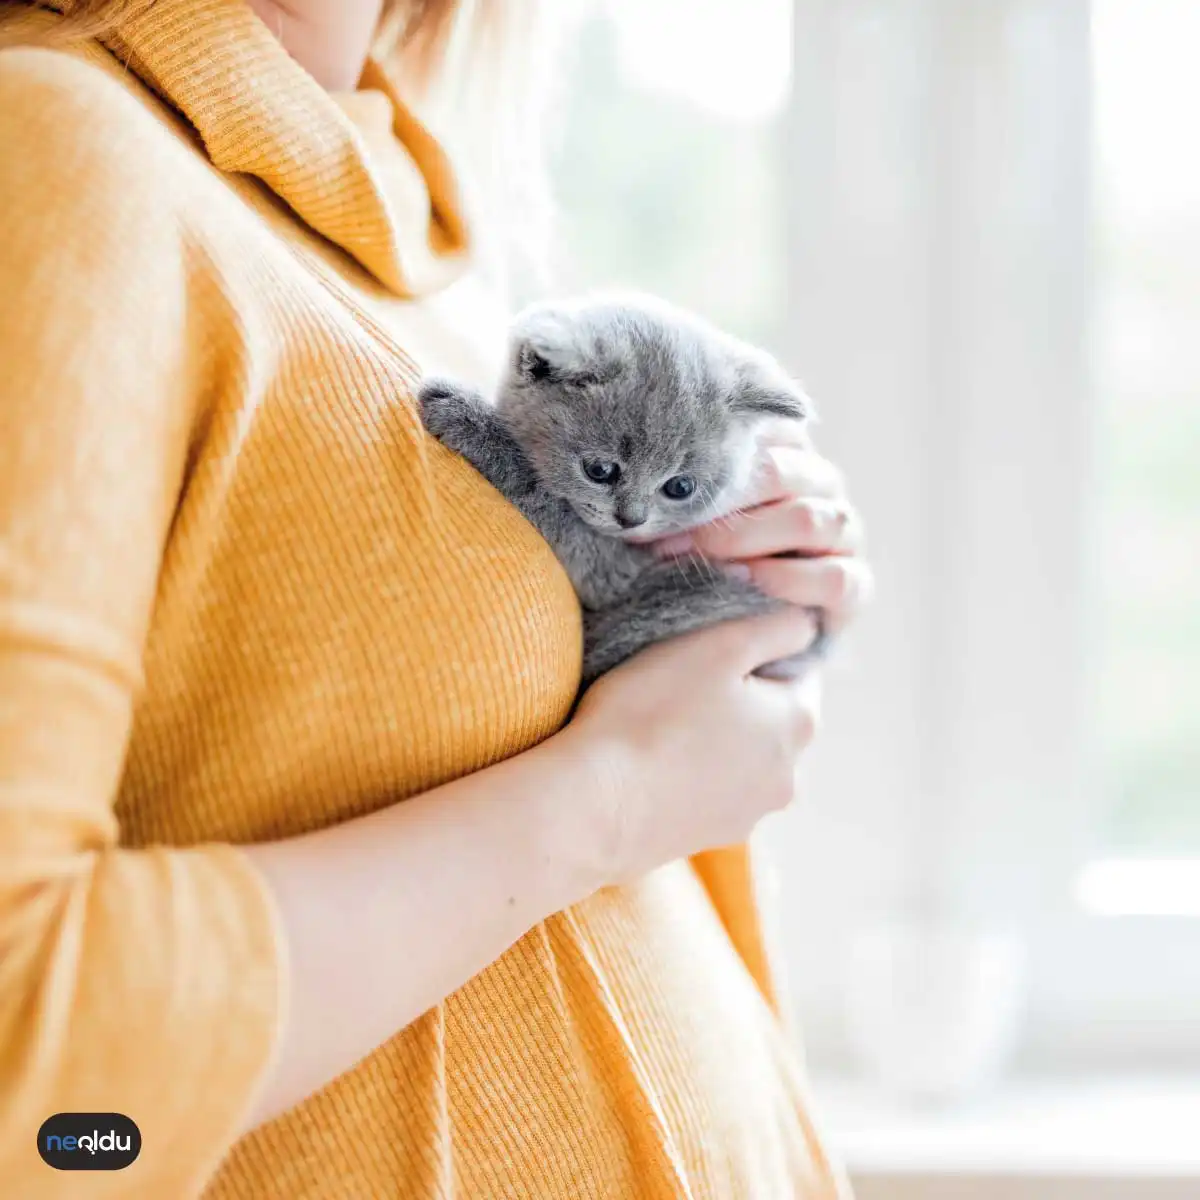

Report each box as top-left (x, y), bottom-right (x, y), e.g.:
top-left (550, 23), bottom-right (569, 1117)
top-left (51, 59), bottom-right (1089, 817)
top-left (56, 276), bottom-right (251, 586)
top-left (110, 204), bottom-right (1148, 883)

top-left (0, 2), bottom-right (849, 1196)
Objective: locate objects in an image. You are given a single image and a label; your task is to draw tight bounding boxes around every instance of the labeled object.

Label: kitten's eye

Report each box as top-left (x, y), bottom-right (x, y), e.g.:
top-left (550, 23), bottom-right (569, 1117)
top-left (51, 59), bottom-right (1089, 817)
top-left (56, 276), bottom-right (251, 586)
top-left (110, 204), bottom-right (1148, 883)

top-left (582, 459), bottom-right (621, 484)
top-left (661, 475), bottom-right (697, 500)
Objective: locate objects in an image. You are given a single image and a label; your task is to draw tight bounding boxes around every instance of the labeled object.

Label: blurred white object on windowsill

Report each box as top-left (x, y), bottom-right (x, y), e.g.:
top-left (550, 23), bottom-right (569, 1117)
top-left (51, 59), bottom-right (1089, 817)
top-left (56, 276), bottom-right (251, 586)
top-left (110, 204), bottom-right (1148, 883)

top-left (845, 919), bottom-right (1027, 1103)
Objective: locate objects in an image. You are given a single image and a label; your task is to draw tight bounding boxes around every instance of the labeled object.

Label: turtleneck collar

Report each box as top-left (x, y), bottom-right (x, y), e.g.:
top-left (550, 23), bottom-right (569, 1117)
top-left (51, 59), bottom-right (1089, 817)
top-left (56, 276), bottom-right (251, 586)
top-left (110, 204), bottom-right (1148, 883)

top-left (63, 0), bottom-right (472, 296)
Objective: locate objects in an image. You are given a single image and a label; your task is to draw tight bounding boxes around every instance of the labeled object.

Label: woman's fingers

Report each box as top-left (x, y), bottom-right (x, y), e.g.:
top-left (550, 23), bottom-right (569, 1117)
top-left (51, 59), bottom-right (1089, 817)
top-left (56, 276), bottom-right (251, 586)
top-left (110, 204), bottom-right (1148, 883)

top-left (709, 607), bottom-right (823, 675)
top-left (645, 425), bottom-right (873, 639)
top-left (668, 496), bottom-right (864, 561)
top-left (744, 556), bottom-right (874, 630)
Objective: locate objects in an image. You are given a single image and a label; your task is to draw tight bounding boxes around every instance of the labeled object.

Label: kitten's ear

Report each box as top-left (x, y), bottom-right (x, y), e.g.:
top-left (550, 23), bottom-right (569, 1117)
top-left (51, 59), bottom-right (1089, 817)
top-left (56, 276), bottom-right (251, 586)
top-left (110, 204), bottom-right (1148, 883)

top-left (517, 341), bottom-right (556, 382)
top-left (731, 367), bottom-right (815, 423)
top-left (513, 307), bottom-right (583, 385)
top-left (512, 305), bottom-right (612, 387)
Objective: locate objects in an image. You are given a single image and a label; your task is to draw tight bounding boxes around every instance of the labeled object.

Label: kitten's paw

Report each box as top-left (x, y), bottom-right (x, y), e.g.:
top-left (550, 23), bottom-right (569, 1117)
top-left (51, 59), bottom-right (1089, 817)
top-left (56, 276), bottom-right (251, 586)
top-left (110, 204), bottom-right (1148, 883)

top-left (417, 376), bottom-right (470, 439)
top-left (753, 652), bottom-right (813, 682)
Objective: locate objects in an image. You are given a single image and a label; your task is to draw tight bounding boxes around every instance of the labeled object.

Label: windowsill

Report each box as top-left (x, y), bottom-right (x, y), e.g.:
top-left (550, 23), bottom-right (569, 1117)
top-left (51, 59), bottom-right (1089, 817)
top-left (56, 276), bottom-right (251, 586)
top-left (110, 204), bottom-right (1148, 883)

top-left (812, 1074), bottom-right (1200, 1179)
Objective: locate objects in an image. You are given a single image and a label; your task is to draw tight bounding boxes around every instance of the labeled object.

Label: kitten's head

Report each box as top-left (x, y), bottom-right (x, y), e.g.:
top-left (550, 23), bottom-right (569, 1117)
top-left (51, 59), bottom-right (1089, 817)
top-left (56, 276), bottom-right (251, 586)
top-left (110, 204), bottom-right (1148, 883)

top-left (495, 293), bottom-right (813, 539)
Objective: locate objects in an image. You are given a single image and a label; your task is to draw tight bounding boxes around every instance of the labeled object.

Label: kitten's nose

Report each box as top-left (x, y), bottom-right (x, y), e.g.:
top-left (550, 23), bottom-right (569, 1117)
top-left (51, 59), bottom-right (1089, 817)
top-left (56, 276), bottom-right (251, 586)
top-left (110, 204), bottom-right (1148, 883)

top-left (615, 510), bottom-right (647, 529)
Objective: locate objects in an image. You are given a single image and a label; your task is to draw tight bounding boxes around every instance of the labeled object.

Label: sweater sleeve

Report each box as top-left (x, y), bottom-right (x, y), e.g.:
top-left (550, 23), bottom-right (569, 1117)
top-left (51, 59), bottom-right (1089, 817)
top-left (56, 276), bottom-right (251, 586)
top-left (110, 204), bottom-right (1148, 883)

top-left (0, 50), bottom-right (285, 1197)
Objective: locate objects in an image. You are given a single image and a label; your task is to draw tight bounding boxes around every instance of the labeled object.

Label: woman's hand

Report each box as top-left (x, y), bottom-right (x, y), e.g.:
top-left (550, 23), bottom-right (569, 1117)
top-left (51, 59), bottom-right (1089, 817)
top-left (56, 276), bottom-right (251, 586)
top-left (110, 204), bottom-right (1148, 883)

top-left (653, 420), bottom-right (873, 636)
top-left (564, 607), bottom-right (824, 883)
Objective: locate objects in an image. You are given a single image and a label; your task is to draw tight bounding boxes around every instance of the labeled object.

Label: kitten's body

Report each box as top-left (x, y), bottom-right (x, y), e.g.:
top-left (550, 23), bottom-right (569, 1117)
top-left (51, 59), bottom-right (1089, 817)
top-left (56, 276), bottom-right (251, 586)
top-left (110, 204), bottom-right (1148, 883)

top-left (419, 294), bottom-right (827, 685)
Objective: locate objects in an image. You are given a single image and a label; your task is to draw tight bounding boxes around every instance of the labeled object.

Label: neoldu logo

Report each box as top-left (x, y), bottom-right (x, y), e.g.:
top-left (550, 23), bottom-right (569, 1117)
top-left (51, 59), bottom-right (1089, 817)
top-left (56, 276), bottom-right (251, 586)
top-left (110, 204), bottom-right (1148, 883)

top-left (37, 1113), bottom-right (141, 1171)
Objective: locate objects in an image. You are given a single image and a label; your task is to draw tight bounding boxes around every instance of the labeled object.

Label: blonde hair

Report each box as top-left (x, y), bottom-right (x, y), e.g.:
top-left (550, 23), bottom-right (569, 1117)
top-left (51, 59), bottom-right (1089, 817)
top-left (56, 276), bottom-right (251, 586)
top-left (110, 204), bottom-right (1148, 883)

top-left (1, 0), bottom-right (564, 296)
top-left (379, 0), bottom-right (568, 296)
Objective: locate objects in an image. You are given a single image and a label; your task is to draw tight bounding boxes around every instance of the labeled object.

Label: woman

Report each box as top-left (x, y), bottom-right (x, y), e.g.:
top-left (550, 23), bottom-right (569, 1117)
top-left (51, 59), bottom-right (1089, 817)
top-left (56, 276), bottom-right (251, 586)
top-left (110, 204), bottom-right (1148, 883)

top-left (0, 0), bottom-right (872, 1196)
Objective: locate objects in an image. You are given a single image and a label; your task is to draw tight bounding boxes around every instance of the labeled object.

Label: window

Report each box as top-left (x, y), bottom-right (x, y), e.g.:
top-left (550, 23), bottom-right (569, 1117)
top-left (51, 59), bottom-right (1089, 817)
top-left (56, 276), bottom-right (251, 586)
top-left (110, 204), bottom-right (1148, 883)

top-left (1086, 0), bottom-right (1200, 912)
top-left (551, 0), bottom-right (1200, 1093)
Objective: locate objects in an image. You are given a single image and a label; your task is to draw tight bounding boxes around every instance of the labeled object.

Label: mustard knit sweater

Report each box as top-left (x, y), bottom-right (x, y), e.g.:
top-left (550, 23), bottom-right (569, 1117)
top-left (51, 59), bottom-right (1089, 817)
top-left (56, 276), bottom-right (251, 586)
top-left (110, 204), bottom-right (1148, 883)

top-left (0, 2), bottom-right (847, 1196)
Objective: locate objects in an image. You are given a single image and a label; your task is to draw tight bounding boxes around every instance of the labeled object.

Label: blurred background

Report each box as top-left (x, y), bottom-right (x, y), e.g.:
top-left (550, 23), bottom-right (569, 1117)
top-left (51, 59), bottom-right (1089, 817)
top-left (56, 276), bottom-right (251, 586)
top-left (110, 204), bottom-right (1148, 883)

top-left (548, 1), bottom-right (1199, 1196)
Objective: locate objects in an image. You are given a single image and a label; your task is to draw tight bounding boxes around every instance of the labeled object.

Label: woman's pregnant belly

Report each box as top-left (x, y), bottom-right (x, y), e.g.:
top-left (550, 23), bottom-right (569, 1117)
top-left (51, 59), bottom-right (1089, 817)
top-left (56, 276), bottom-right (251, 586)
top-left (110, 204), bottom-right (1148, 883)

top-left (207, 861), bottom-right (839, 1200)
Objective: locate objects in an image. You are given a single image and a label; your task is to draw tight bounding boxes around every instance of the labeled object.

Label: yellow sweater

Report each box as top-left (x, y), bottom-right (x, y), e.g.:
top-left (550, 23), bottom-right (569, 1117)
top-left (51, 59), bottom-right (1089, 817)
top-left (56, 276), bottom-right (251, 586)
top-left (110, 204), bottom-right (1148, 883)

top-left (0, 2), bottom-right (847, 1196)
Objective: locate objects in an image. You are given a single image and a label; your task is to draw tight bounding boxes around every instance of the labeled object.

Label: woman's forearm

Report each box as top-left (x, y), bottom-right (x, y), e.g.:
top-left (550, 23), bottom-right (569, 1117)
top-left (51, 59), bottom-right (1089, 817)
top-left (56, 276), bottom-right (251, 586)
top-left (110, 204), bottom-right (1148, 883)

top-left (241, 725), bottom-right (609, 1130)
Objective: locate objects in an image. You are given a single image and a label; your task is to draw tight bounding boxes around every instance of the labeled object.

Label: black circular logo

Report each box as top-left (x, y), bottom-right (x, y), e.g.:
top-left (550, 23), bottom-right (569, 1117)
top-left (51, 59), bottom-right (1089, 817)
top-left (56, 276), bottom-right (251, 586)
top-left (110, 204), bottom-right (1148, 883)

top-left (37, 1113), bottom-right (141, 1171)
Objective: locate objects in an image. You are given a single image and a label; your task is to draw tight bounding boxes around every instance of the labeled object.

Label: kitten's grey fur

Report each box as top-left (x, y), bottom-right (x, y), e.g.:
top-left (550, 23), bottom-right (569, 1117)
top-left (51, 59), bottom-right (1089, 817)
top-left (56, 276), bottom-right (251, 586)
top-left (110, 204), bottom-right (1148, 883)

top-left (418, 293), bottom-right (828, 686)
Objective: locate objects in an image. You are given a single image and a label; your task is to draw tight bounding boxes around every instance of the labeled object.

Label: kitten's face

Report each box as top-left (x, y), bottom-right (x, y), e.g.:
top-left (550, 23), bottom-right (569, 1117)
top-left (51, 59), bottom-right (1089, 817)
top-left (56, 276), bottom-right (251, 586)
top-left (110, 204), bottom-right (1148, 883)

top-left (495, 296), bottom-right (811, 539)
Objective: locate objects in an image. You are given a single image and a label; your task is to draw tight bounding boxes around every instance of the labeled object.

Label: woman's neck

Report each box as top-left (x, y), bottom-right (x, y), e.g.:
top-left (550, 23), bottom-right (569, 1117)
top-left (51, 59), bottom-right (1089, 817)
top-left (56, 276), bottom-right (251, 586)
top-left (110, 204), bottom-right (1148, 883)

top-left (246, 0), bottom-right (385, 92)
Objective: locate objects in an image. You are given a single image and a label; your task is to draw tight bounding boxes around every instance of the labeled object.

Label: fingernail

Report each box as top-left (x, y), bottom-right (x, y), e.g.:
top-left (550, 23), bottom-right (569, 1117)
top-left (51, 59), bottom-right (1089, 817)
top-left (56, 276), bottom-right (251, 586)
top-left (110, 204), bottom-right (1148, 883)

top-left (724, 563), bottom-right (753, 580)
top-left (653, 533), bottom-right (694, 558)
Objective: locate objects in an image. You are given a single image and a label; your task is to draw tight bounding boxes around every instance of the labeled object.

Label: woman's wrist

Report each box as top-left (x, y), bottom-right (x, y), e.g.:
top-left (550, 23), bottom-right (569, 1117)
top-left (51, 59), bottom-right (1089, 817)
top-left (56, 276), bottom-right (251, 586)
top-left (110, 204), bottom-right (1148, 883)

top-left (514, 721), bottom-right (640, 909)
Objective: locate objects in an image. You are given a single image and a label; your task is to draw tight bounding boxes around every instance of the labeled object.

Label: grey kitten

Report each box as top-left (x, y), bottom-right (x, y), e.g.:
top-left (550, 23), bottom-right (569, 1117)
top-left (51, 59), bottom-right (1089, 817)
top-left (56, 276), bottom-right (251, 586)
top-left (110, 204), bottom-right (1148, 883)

top-left (418, 293), bottom-right (828, 686)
